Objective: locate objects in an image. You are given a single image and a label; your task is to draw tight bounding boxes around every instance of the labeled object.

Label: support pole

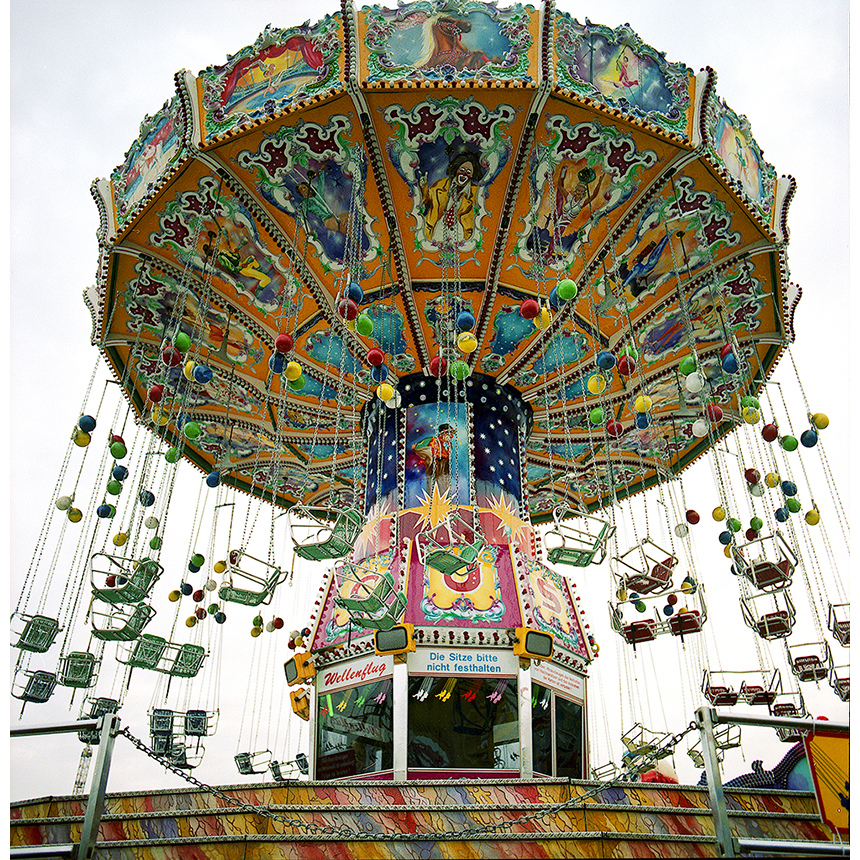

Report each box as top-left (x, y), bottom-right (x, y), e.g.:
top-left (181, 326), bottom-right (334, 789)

top-left (77, 713), bottom-right (120, 860)
top-left (695, 706), bottom-right (735, 858)
top-left (518, 660), bottom-right (533, 779)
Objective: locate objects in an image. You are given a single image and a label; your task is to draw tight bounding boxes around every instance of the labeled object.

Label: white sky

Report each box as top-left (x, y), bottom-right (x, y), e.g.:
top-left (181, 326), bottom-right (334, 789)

top-left (8, 0), bottom-right (852, 807)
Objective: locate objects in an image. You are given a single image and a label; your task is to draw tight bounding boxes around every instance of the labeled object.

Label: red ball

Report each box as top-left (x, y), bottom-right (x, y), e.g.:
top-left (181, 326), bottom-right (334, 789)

top-left (762, 423), bottom-right (779, 442)
top-left (618, 355), bottom-right (636, 376)
top-left (106, 575), bottom-right (117, 587)
top-left (429, 356), bottom-right (448, 377)
top-left (195, 607), bottom-right (207, 619)
top-left (744, 468), bottom-right (760, 484)
top-left (720, 343), bottom-right (734, 360)
top-left (337, 298), bottom-right (359, 320)
top-left (745, 528), bottom-right (758, 540)
top-left (706, 403), bottom-right (723, 421)
top-left (111, 434), bottom-right (125, 444)
top-left (161, 346), bottom-right (181, 367)
top-left (272, 617), bottom-right (284, 629)
top-left (288, 638), bottom-right (296, 649)
top-left (606, 419), bottom-right (623, 438)
top-left (192, 589), bottom-right (204, 602)
top-left (520, 299), bottom-right (540, 320)
top-left (685, 510), bottom-right (700, 524)
top-left (367, 348), bottom-right (385, 367)
top-left (274, 333), bottom-right (294, 353)
top-left (229, 550), bottom-right (240, 564)
top-left (667, 593), bottom-right (678, 605)
top-left (149, 384), bottom-right (164, 403)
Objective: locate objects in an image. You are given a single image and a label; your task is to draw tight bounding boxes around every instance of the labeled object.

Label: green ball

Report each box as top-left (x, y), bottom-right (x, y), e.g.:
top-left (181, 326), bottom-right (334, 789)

top-left (557, 279), bottom-right (578, 301)
top-left (728, 518), bottom-right (742, 532)
top-left (288, 374), bottom-right (305, 391)
top-left (208, 604), bottom-right (220, 615)
top-left (780, 435), bottom-right (798, 451)
top-left (110, 442), bottom-right (127, 459)
top-left (174, 332), bottom-right (192, 353)
top-left (450, 360), bottom-right (471, 380)
top-left (184, 422), bottom-right (202, 440)
top-left (165, 447), bottom-right (180, 463)
top-left (786, 497), bottom-right (802, 513)
top-left (355, 313), bottom-right (374, 337)
top-left (750, 516), bottom-right (763, 531)
top-left (106, 480), bottom-right (123, 496)
top-left (191, 553), bottom-right (205, 567)
top-left (741, 395), bottom-right (760, 409)
top-left (679, 356), bottom-right (697, 376)
top-left (149, 536), bottom-right (163, 550)
top-left (252, 615), bottom-right (264, 628)
top-left (589, 407), bottom-right (604, 426)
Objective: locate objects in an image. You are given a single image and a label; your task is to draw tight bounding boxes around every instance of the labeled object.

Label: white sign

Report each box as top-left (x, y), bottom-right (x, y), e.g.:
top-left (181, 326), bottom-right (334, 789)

top-left (532, 660), bottom-right (585, 701)
top-left (408, 648), bottom-right (518, 676)
top-left (318, 654), bottom-right (392, 692)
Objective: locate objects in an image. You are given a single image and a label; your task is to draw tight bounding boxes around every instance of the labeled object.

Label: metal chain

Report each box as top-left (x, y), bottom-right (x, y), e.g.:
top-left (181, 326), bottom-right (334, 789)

top-left (120, 721), bottom-right (702, 842)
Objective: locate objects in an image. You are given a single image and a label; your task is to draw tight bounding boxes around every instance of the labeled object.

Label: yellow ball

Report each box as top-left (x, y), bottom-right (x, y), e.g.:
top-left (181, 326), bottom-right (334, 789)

top-left (812, 412), bottom-right (829, 430)
top-left (535, 307), bottom-right (552, 329)
top-left (765, 472), bottom-right (780, 488)
top-left (151, 407), bottom-right (169, 426)
top-left (587, 374), bottom-right (606, 395)
top-left (185, 616), bottom-right (197, 628)
top-left (67, 507), bottom-right (83, 523)
top-left (742, 406), bottom-right (760, 424)
top-left (805, 509), bottom-right (821, 526)
top-left (73, 429), bottom-right (91, 447)
top-left (285, 361), bottom-right (302, 381)
top-left (251, 626), bottom-right (262, 638)
top-left (634, 395), bottom-right (652, 413)
top-left (712, 506), bottom-right (726, 522)
top-left (183, 360), bottom-right (196, 381)
top-left (168, 590), bottom-right (181, 602)
top-left (592, 642), bottom-right (599, 654)
top-left (295, 635), bottom-right (304, 648)
top-left (214, 560), bottom-right (227, 574)
top-left (112, 532), bottom-right (128, 547)
top-left (723, 545), bottom-right (732, 558)
top-left (377, 383), bottom-right (395, 401)
top-left (457, 332), bottom-right (478, 354)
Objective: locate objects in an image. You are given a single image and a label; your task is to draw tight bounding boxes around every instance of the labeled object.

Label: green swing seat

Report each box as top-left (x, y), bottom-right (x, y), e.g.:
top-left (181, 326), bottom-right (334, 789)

top-left (235, 750), bottom-right (271, 775)
top-left (90, 554), bottom-right (163, 605)
top-left (78, 697), bottom-right (120, 744)
top-left (291, 507), bottom-right (363, 561)
top-left (545, 507), bottom-right (615, 567)
top-left (170, 643), bottom-right (206, 678)
top-left (335, 568), bottom-right (407, 631)
top-left (91, 601), bottom-right (156, 641)
top-left (418, 511), bottom-right (486, 575)
top-left (12, 613), bottom-right (61, 653)
top-left (119, 637), bottom-right (206, 677)
top-left (58, 651), bottom-right (99, 688)
top-left (124, 634), bottom-right (167, 670)
top-left (12, 670), bottom-right (57, 704)
top-left (219, 550), bottom-right (288, 607)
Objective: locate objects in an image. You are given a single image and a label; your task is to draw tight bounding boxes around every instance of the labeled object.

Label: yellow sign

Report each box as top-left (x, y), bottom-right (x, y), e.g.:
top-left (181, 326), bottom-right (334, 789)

top-left (804, 730), bottom-right (849, 835)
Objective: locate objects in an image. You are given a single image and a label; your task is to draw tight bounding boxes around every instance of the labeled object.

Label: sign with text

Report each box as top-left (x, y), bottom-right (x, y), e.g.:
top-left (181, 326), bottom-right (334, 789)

top-left (318, 654), bottom-right (392, 692)
top-left (532, 661), bottom-right (585, 701)
top-left (803, 730), bottom-right (849, 835)
top-left (408, 648), bottom-right (518, 676)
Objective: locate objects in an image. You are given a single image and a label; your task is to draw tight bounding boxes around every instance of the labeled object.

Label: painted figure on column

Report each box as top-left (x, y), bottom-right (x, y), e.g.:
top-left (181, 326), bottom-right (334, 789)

top-left (419, 151), bottom-right (484, 245)
top-left (413, 423), bottom-right (455, 496)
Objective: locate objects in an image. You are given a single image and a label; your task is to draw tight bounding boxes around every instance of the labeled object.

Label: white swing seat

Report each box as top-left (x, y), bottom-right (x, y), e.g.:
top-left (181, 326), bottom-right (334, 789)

top-left (545, 505), bottom-right (615, 568)
top-left (219, 549), bottom-right (288, 607)
top-left (290, 505), bottom-right (363, 561)
top-left (235, 750), bottom-right (272, 775)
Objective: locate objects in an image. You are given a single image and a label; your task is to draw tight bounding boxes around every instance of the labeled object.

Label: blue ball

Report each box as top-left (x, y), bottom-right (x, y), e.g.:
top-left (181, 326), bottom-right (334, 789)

top-left (371, 364), bottom-right (388, 383)
top-left (775, 507), bottom-right (789, 522)
top-left (548, 286), bottom-right (560, 311)
top-left (718, 530), bottom-right (732, 545)
top-left (206, 471), bottom-right (220, 488)
top-left (457, 310), bottom-right (475, 331)
top-left (78, 415), bottom-right (97, 433)
top-left (781, 481), bottom-right (797, 496)
top-left (347, 281), bottom-right (364, 303)
top-left (96, 503), bottom-right (115, 519)
top-left (269, 354), bottom-right (288, 374)
top-left (722, 354), bottom-right (739, 374)
top-left (193, 365), bottom-right (213, 384)
top-left (800, 429), bottom-right (818, 448)
top-left (188, 562), bottom-right (201, 573)
top-left (138, 490), bottom-right (156, 507)
top-left (634, 412), bottom-right (651, 429)
top-left (597, 351), bottom-right (616, 370)
top-left (112, 465), bottom-right (129, 482)
top-left (180, 582), bottom-right (193, 596)
top-left (663, 605), bottom-right (674, 616)
top-left (215, 611), bottom-right (226, 624)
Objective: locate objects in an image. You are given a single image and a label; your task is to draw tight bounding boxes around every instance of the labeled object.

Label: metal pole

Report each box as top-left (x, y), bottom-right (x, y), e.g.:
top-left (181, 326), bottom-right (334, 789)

top-left (392, 656), bottom-right (408, 780)
top-left (76, 713), bottom-right (120, 860)
top-left (695, 706), bottom-right (735, 858)
top-left (518, 660), bottom-right (533, 779)
top-left (711, 711), bottom-right (849, 733)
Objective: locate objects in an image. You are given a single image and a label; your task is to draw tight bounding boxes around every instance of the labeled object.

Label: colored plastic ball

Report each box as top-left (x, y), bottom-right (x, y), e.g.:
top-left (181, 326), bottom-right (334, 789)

top-left (253, 615), bottom-right (264, 627)
top-left (617, 355), bottom-right (636, 376)
top-left (214, 560), bottom-right (227, 574)
top-left (250, 626), bottom-right (262, 637)
top-left (215, 612), bottom-right (227, 624)
top-left (606, 419), bottom-right (623, 438)
top-left (727, 518), bottom-right (742, 533)
top-left (73, 429), bottom-right (91, 447)
top-left (749, 517), bottom-right (763, 532)
top-left (67, 508), bottom-right (83, 523)
top-left (765, 472), bottom-right (780, 488)
top-left (208, 603), bottom-right (219, 615)
top-left (741, 395), bottom-right (760, 409)
top-left (366, 348), bottom-right (385, 368)
top-left (634, 600), bottom-right (647, 613)
top-left (451, 360), bottom-right (471, 380)
top-left (288, 374), bottom-right (306, 391)
top-left (112, 465), bottom-right (129, 481)
top-left (679, 356), bottom-right (697, 376)
top-left (780, 435), bottom-right (798, 452)
top-left (180, 582), bottom-right (193, 596)
top-left (150, 407), bottom-right (169, 427)
top-left (195, 607), bottom-right (207, 620)
top-left (272, 617), bottom-right (284, 629)
top-left (781, 481), bottom-right (797, 496)
top-left (370, 364), bottom-right (388, 383)
top-left (681, 577), bottom-right (697, 594)
top-left (183, 422), bottom-right (202, 440)
top-left (269, 354), bottom-right (288, 374)
top-left (720, 344), bottom-right (733, 360)
top-left (762, 423), bottom-right (779, 442)
top-left (775, 507), bottom-right (789, 522)
top-left (138, 490), bottom-right (156, 507)
top-left (745, 528), bottom-right (758, 541)
top-left (347, 281), bottom-right (364, 303)
top-left (587, 374), bottom-right (606, 395)
top-left (113, 532), bottom-right (128, 546)
top-left (692, 418), bottom-right (709, 438)
top-left (674, 523), bottom-right (689, 538)
top-left (589, 407), bottom-right (604, 426)
top-left (663, 605), bottom-right (675, 617)
top-left (557, 279), bottom-right (578, 301)
top-left (205, 579), bottom-right (217, 592)
top-left (749, 482), bottom-right (764, 498)
top-left (706, 404), bottom-right (724, 422)
top-left (193, 365), bottom-right (213, 384)
top-left (742, 407), bottom-right (760, 424)
top-left (191, 553), bottom-right (205, 567)
top-left (145, 516), bottom-right (159, 529)
top-left (457, 310), bottom-right (475, 331)
top-left (805, 509), bottom-right (820, 526)
top-left (285, 361), bottom-right (302, 381)
top-left (275, 333), bottom-right (294, 354)
top-left (106, 480), bottom-right (122, 496)
top-left (206, 471), bottom-right (220, 488)
top-left (686, 510), bottom-right (700, 525)
top-left (536, 306), bottom-right (552, 329)
top-left (744, 468), bottom-right (760, 484)
top-left (355, 313), bottom-right (374, 337)
top-left (149, 536), bottom-right (163, 550)
top-left (722, 353), bottom-right (738, 374)
top-left (162, 346), bottom-right (181, 367)
top-left (188, 563), bottom-right (200, 574)
top-left (78, 415), bottom-right (96, 433)
top-left (186, 616), bottom-right (197, 628)
top-left (634, 395), bottom-right (652, 413)
top-left (377, 383), bottom-right (395, 401)
top-left (718, 530), bottom-right (732, 545)
top-left (712, 506), bottom-right (726, 522)
top-left (429, 355), bottom-right (447, 377)
top-left (192, 589), bottom-right (204, 602)
top-left (634, 412), bottom-right (651, 430)
top-left (110, 441), bottom-right (127, 459)
top-left (685, 372), bottom-right (704, 394)
top-left (596, 351), bottom-right (616, 371)
top-left (665, 594), bottom-right (678, 606)
top-left (337, 298), bottom-right (359, 320)
top-left (183, 360), bottom-right (196, 381)
top-left (811, 412), bottom-right (829, 430)
top-left (97, 503), bottom-right (116, 519)
top-left (56, 495), bottom-right (73, 510)
top-left (174, 332), bottom-right (192, 353)
top-left (111, 434), bottom-right (124, 444)
top-left (723, 545), bottom-right (732, 558)
top-left (264, 621), bottom-right (274, 632)
top-left (786, 498), bottom-right (802, 514)
top-left (800, 429), bottom-right (818, 448)
top-left (165, 448), bottom-right (180, 464)
top-left (168, 590), bottom-right (181, 602)
top-left (520, 299), bottom-right (540, 319)
top-left (457, 332), bottom-right (478, 353)
top-left (148, 384), bottom-right (164, 403)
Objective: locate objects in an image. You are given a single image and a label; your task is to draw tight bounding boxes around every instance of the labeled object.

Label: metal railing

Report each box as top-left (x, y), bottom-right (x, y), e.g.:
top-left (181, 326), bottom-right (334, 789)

top-left (696, 707), bottom-right (850, 858)
top-left (11, 713), bottom-right (120, 860)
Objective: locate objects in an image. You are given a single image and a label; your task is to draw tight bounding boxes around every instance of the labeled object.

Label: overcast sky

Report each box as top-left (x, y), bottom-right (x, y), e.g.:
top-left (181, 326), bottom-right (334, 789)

top-left (9, 0), bottom-right (851, 805)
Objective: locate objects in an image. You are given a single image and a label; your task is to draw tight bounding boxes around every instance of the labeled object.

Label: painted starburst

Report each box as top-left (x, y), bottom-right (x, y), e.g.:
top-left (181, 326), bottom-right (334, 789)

top-left (487, 493), bottom-right (530, 540)
top-left (414, 483), bottom-right (455, 531)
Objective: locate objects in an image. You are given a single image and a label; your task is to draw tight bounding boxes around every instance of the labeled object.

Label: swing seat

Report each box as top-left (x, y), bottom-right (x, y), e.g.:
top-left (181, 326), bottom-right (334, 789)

top-left (831, 677), bottom-right (849, 702)
top-left (12, 613), bottom-right (61, 653)
top-left (668, 609), bottom-right (703, 638)
top-left (424, 542), bottom-right (482, 575)
top-left (748, 558), bottom-right (792, 591)
top-left (336, 570), bottom-right (397, 614)
top-left (91, 601), bottom-right (156, 641)
top-left (150, 734), bottom-right (173, 756)
top-left (78, 698), bottom-right (120, 744)
top-left (58, 651), bottom-right (99, 688)
top-left (270, 761), bottom-right (289, 782)
top-left (291, 507), bottom-right (363, 561)
top-left (703, 685), bottom-right (739, 707)
top-left (623, 558), bottom-right (676, 595)
top-left (13, 670), bottom-right (57, 703)
top-left (772, 703), bottom-right (803, 742)
top-left (235, 750), bottom-right (271, 775)
top-left (348, 593), bottom-right (407, 630)
top-left (622, 619), bottom-right (657, 645)
top-left (184, 710), bottom-right (210, 737)
top-left (754, 610), bottom-right (793, 639)
top-left (792, 654), bottom-right (828, 682)
top-left (90, 555), bottom-right (163, 605)
top-left (832, 620), bottom-right (850, 646)
top-left (739, 684), bottom-right (776, 707)
top-left (170, 643), bottom-right (206, 678)
top-left (219, 553), bottom-right (287, 607)
top-left (545, 510), bottom-right (614, 568)
top-left (150, 709), bottom-right (175, 735)
top-left (124, 634), bottom-right (167, 669)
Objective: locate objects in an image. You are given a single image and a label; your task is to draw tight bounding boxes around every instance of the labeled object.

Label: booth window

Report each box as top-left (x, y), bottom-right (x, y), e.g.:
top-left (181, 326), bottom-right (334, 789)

top-left (408, 676), bottom-right (519, 770)
top-left (316, 678), bottom-right (393, 778)
top-left (532, 682), bottom-right (584, 778)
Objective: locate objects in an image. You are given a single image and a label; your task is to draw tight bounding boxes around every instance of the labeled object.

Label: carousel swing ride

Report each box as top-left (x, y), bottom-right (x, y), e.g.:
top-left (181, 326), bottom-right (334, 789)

top-left (12, 0), bottom-right (848, 794)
